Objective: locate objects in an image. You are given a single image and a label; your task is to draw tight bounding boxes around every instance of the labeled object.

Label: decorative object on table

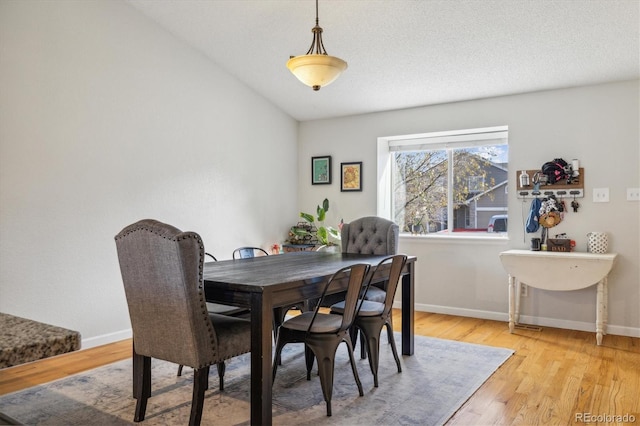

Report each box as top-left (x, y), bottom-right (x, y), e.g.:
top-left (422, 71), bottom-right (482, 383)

top-left (282, 243), bottom-right (316, 252)
top-left (530, 237), bottom-right (541, 251)
top-left (289, 198), bottom-right (341, 247)
top-left (587, 232), bottom-right (609, 253)
top-left (547, 237), bottom-right (572, 252)
top-left (287, 221), bottom-right (318, 245)
top-left (311, 155), bottom-right (331, 185)
top-left (286, 0), bottom-right (347, 91)
top-left (340, 161), bottom-right (362, 192)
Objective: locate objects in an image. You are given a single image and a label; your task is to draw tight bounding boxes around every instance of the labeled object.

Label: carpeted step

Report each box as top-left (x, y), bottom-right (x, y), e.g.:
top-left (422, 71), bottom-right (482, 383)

top-left (0, 313), bottom-right (81, 369)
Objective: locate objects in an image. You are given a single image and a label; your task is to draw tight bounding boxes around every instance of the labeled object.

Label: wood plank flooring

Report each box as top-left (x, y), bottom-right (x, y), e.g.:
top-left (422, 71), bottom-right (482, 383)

top-left (1, 311), bottom-right (638, 425)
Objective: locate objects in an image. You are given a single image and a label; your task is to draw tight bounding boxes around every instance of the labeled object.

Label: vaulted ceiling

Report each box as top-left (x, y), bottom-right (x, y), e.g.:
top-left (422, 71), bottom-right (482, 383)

top-left (129, 0), bottom-right (640, 121)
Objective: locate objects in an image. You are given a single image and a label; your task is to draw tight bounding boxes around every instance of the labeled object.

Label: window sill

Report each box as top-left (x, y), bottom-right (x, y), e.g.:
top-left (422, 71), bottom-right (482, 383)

top-left (400, 233), bottom-right (509, 244)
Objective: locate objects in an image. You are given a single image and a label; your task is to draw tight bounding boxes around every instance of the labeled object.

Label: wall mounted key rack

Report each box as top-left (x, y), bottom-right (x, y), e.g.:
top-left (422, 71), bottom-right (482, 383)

top-left (516, 168), bottom-right (584, 199)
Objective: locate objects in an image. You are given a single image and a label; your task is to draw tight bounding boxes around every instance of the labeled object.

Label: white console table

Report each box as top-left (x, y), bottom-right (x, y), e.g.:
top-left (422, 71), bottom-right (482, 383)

top-left (499, 249), bottom-right (618, 345)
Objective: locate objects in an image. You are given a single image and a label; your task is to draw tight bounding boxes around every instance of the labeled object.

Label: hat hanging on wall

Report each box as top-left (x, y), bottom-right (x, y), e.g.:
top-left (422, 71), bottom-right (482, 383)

top-left (539, 211), bottom-right (562, 228)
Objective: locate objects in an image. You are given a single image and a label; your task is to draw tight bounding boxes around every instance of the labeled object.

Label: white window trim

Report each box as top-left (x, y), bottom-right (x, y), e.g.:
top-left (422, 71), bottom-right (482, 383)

top-left (377, 126), bottom-right (508, 239)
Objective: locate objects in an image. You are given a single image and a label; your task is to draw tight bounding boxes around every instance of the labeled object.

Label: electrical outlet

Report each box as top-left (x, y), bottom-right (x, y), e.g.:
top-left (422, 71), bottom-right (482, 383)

top-left (627, 188), bottom-right (640, 201)
top-left (521, 283), bottom-right (528, 297)
top-left (593, 187), bottom-right (610, 203)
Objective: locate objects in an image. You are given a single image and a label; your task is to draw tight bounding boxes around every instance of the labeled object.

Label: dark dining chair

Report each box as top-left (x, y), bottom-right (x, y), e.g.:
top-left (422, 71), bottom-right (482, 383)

top-left (330, 254), bottom-right (407, 387)
top-left (115, 219), bottom-right (251, 426)
top-left (232, 246), bottom-right (269, 259)
top-left (272, 263), bottom-right (370, 417)
top-left (341, 216), bottom-right (399, 357)
top-left (232, 246), bottom-right (299, 342)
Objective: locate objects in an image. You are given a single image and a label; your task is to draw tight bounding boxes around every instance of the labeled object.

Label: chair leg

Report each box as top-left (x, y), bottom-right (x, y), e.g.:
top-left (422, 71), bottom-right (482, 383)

top-left (361, 326), bottom-right (381, 388)
top-left (216, 362), bottom-right (225, 391)
top-left (305, 340), bottom-right (338, 417)
top-left (133, 352), bottom-right (151, 422)
top-left (272, 332), bottom-right (287, 383)
top-left (177, 364), bottom-right (184, 376)
top-left (360, 330), bottom-right (367, 359)
top-left (344, 335), bottom-right (364, 397)
top-left (304, 345), bottom-right (315, 381)
top-left (189, 367), bottom-right (209, 426)
top-left (385, 321), bottom-right (402, 373)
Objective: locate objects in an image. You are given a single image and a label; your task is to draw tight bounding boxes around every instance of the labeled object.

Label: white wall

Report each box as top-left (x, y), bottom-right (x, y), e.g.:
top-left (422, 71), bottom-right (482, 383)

top-left (298, 80), bottom-right (640, 337)
top-left (0, 1), bottom-right (298, 347)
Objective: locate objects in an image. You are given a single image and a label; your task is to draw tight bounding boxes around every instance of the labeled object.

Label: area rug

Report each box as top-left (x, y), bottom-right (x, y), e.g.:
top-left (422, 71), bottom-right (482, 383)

top-left (0, 333), bottom-right (513, 425)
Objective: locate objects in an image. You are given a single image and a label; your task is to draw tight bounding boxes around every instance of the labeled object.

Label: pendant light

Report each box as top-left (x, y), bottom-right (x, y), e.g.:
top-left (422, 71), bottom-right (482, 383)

top-left (287, 0), bottom-right (347, 91)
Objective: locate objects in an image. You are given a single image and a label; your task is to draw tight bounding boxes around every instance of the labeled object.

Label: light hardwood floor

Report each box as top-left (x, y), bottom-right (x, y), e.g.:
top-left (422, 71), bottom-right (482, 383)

top-left (1, 311), bottom-right (638, 425)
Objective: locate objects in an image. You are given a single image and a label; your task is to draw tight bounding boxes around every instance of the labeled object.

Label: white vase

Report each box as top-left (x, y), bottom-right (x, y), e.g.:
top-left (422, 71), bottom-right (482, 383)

top-left (587, 232), bottom-right (608, 253)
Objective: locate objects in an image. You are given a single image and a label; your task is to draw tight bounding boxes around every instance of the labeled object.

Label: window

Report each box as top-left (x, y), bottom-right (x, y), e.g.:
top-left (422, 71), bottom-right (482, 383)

top-left (377, 126), bottom-right (508, 235)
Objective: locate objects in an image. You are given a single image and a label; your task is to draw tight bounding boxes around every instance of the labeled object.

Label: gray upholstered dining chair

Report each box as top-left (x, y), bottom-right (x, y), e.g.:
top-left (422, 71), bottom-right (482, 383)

top-left (330, 254), bottom-right (407, 387)
top-left (272, 263), bottom-right (371, 417)
top-left (341, 216), bottom-right (399, 303)
top-left (115, 219), bottom-right (251, 426)
top-left (177, 251), bottom-right (250, 378)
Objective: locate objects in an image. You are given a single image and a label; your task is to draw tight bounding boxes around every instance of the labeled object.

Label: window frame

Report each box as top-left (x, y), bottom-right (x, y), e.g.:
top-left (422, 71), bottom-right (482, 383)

top-left (377, 126), bottom-right (509, 239)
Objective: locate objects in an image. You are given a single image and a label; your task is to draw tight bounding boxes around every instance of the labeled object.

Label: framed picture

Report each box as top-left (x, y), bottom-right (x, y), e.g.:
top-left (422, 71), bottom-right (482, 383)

top-left (311, 156), bottom-right (331, 185)
top-left (340, 162), bottom-right (362, 192)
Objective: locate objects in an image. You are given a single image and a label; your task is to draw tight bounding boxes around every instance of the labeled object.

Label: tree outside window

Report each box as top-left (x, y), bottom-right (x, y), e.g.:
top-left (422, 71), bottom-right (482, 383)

top-left (387, 128), bottom-right (508, 234)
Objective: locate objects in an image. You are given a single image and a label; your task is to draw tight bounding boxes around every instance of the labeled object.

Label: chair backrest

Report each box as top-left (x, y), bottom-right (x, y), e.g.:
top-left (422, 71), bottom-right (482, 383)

top-left (367, 254), bottom-right (408, 317)
top-left (309, 263), bottom-right (370, 334)
top-left (341, 216), bottom-right (399, 255)
top-left (232, 246), bottom-right (269, 259)
top-left (205, 252), bottom-right (217, 261)
top-left (115, 219), bottom-right (218, 368)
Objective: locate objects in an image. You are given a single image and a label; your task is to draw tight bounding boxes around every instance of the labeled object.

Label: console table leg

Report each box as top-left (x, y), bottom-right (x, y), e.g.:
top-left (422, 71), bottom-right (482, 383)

top-left (603, 277), bottom-right (608, 335)
top-left (596, 280), bottom-right (604, 345)
top-left (508, 275), bottom-right (516, 333)
top-left (515, 278), bottom-right (521, 325)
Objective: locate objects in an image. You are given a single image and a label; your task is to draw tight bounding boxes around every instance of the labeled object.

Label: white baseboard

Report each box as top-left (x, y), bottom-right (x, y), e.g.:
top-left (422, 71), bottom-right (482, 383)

top-left (394, 302), bottom-right (640, 339)
top-left (81, 328), bottom-right (132, 349)
top-left (80, 304), bottom-right (640, 350)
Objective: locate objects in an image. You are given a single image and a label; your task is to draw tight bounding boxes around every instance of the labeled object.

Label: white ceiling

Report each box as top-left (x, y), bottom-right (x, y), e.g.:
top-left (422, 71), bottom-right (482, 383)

top-left (128, 0), bottom-right (639, 122)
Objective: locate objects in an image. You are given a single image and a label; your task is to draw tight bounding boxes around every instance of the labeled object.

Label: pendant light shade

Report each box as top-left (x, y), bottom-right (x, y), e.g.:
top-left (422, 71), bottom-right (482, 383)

top-left (287, 0), bottom-right (347, 91)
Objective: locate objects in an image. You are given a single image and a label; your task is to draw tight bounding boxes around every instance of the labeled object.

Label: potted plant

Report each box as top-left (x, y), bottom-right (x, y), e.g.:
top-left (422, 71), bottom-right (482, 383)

top-left (410, 216), bottom-right (424, 235)
top-left (290, 198), bottom-right (341, 250)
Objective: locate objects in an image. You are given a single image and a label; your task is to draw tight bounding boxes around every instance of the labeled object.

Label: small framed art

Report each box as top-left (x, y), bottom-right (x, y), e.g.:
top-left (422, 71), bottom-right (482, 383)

top-left (311, 156), bottom-right (331, 185)
top-left (340, 162), bottom-right (362, 192)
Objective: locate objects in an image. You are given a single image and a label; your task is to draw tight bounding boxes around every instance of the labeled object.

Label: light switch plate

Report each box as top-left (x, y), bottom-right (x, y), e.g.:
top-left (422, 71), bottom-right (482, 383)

top-left (593, 188), bottom-right (610, 203)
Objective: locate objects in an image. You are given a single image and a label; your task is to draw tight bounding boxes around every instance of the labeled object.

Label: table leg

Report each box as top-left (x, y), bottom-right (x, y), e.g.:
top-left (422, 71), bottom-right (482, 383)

top-left (596, 280), bottom-right (604, 345)
top-left (250, 292), bottom-right (273, 425)
top-left (508, 275), bottom-right (515, 333)
top-left (401, 261), bottom-right (415, 355)
top-left (515, 278), bottom-right (521, 325)
top-left (603, 276), bottom-right (608, 335)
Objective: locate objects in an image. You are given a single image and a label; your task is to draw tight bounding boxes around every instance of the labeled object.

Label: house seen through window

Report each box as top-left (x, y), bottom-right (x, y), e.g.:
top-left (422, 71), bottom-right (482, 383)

top-left (377, 126), bottom-right (508, 235)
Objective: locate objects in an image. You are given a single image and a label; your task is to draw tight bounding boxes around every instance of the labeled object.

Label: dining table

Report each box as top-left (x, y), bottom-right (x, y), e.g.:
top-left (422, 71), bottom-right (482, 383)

top-left (203, 251), bottom-right (417, 425)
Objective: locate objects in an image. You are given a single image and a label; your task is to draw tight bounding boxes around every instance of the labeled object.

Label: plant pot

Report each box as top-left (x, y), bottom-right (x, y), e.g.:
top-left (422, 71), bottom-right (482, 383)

top-left (316, 244), bottom-right (341, 253)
